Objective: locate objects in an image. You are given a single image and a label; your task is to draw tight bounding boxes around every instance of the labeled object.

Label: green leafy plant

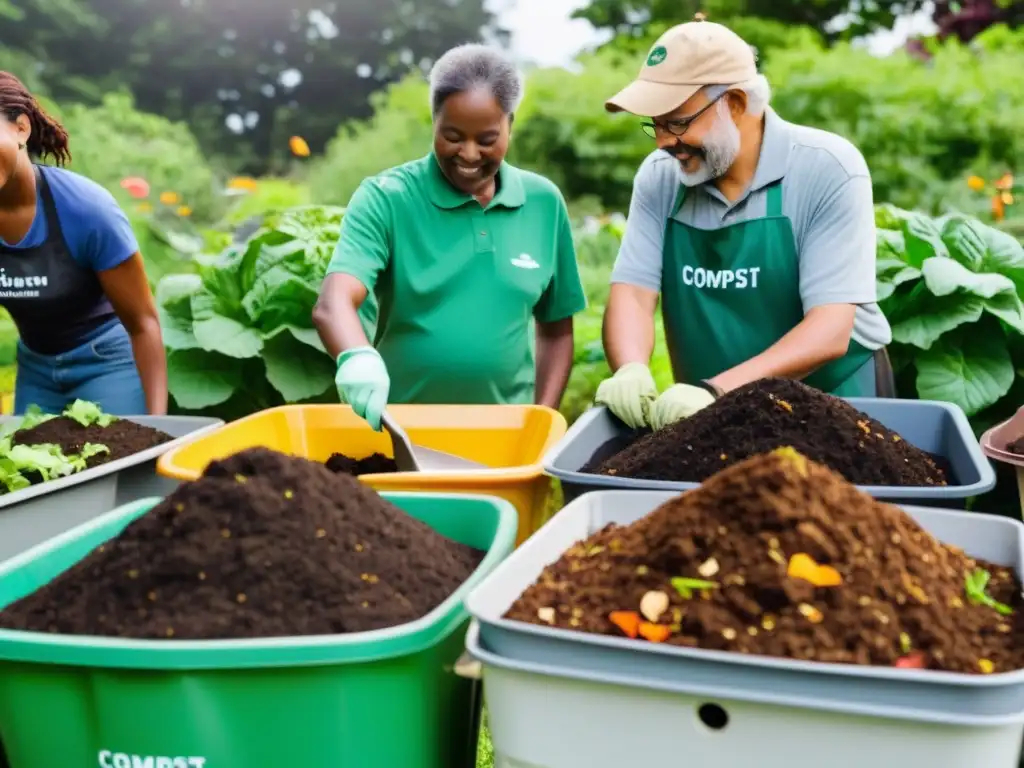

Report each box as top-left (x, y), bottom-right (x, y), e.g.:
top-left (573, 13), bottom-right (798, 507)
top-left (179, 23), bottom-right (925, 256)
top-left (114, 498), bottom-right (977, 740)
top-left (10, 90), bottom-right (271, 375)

top-left (0, 400), bottom-right (115, 492)
top-left (964, 568), bottom-right (1014, 616)
top-left (64, 399), bottom-right (117, 427)
top-left (14, 404), bottom-right (56, 432)
top-left (875, 204), bottom-right (1024, 423)
top-left (157, 205), bottom-right (377, 418)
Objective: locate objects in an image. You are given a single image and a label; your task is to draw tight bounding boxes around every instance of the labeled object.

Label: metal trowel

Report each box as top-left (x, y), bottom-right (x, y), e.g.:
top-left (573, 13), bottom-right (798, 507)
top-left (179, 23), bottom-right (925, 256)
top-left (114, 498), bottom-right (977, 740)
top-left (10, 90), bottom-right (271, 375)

top-left (380, 411), bottom-right (487, 472)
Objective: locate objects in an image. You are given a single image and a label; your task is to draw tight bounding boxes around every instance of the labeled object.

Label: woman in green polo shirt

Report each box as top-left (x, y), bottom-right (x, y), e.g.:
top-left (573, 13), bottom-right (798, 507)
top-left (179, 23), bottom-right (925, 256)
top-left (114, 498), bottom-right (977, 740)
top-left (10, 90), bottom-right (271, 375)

top-left (313, 44), bottom-right (587, 430)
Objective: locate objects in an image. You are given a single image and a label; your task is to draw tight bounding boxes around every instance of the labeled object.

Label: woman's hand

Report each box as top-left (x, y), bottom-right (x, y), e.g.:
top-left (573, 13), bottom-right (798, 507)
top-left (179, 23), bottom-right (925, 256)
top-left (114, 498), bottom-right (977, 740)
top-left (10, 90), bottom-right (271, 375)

top-left (334, 346), bottom-right (390, 431)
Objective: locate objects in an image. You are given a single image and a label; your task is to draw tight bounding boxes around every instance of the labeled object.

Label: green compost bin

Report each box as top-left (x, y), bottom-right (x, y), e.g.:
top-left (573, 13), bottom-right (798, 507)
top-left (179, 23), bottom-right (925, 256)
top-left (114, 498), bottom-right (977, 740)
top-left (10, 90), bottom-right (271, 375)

top-left (0, 491), bottom-right (518, 768)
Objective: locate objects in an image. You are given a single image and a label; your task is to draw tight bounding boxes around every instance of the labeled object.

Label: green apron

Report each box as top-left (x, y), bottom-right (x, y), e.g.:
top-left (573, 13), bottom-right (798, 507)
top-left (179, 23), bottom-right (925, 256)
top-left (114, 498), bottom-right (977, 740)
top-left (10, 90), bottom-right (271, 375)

top-left (661, 180), bottom-right (874, 397)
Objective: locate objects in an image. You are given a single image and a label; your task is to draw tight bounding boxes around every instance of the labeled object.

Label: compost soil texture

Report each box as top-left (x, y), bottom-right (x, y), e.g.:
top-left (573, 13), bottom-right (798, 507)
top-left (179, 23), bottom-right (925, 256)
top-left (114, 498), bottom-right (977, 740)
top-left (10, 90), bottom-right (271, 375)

top-left (506, 449), bottom-right (1024, 673)
top-left (594, 377), bottom-right (947, 486)
top-left (13, 417), bottom-right (172, 465)
top-left (0, 447), bottom-right (483, 640)
top-left (325, 451), bottom-right (398, 476)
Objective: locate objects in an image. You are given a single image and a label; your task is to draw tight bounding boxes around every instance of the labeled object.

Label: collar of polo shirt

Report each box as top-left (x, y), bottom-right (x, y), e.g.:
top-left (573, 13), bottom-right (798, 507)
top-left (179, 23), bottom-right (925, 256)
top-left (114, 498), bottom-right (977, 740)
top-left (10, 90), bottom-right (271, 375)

top-left (746, 108), bottom-right (791, 193)
top-left (424, 152), bottom-right (526, 210)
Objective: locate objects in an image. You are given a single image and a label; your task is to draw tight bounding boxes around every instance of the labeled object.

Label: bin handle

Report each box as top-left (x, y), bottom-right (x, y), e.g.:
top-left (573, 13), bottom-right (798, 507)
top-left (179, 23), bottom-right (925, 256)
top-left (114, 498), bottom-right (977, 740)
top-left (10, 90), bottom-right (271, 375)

top-left (454, 650), bottom-right (483, 680)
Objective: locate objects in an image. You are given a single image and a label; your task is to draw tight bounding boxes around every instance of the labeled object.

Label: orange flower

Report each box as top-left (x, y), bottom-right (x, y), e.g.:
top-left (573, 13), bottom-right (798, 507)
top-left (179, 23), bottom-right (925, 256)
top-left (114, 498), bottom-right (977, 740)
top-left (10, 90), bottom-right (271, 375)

top-left (160, 191), bottom-right (181, 205)
top-left (176, 205), bottom-right (192, 217)
top-left (967, 175), bottom-right (985, 192)
top-left (1002, 191), bottom-right (1015, 206)
top-left (996, 173), bottom-right (1014, 191)
top-left (227, 176), bottom-right (259, 192)
top-left (289, 135), bottom-right (311, 157)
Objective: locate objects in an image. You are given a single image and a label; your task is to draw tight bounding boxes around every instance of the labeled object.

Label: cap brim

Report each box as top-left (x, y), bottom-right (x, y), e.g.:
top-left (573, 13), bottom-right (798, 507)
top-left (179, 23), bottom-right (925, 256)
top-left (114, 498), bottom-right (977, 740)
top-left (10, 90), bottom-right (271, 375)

top-left (605, 79), bottom-right (701, 117)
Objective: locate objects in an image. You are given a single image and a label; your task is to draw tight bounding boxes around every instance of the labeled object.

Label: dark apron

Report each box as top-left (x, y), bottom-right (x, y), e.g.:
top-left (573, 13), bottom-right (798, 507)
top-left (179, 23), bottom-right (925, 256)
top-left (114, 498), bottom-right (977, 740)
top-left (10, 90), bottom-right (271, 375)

top-left (0, 166), bottom-right (117, 354)
top-left (661, 180), bottom-right (877, 397)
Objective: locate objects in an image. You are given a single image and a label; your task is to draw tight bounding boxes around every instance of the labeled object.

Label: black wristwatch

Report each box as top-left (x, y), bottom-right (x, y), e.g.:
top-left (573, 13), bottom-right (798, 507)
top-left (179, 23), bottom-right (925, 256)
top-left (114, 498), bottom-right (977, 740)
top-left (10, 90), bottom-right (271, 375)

top-left (696, 379), bottom-right (724, 398)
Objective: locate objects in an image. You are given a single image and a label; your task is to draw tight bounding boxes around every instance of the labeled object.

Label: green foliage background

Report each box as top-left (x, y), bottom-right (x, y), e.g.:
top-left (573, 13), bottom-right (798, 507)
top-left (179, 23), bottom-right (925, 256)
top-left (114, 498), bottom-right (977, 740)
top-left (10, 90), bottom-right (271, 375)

top-left (309, 24), bottom-right (1024, 216)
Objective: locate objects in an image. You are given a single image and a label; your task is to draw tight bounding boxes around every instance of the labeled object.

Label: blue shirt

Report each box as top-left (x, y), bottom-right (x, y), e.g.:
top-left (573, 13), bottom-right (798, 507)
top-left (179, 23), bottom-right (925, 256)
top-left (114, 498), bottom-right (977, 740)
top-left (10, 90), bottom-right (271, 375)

top-left (0, 166), bottom-right (139, 354)
top-left (0, 166), bottom-right (139, 270)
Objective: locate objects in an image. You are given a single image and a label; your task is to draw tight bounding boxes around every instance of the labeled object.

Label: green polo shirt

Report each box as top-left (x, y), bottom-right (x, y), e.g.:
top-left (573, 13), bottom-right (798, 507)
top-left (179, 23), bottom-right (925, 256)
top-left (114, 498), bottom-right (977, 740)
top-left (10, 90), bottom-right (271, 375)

top-left (326, 153), bottom-right (586, 405)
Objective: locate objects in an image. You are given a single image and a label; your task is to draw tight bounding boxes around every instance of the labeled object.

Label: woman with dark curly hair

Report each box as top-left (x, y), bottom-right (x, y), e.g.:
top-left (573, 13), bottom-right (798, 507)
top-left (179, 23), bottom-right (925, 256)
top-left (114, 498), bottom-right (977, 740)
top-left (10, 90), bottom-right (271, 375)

top-left (0, 72), bottom-right (166, 415)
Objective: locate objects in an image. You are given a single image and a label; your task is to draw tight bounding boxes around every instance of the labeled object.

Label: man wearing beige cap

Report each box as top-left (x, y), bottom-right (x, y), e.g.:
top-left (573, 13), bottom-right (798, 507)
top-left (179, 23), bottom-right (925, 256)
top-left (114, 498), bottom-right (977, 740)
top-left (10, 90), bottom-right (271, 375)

top-left (594, 18), bottom-right (892, 430)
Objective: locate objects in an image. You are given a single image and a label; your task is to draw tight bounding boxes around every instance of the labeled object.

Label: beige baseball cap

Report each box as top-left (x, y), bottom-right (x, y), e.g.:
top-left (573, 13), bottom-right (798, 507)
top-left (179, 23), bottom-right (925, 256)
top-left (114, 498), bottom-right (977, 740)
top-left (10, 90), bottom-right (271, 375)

top-left (605, 18), bottom-right (758, 117)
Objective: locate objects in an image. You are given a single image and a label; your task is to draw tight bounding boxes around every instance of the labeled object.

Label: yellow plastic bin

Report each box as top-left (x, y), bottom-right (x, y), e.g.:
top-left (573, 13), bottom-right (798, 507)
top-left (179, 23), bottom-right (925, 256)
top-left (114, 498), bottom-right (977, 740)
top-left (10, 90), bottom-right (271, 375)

top-left (981, 406), bottom-right (1024, 518)
top-left (157, 404), bottom-right (567, 545)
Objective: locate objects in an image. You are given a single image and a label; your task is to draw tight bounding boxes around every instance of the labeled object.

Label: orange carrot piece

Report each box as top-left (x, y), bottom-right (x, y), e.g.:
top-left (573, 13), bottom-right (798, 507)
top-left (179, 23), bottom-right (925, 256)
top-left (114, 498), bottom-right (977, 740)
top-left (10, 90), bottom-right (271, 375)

top-left (787, 552), bottom-right (842, 587)
top-left (609, 610), bottom-right (640, 638)
top-left (894, 652), bottom-right (925, 669)
top-left (810, 565), bottom-right (842, 587)
top-left (638, 622), bottom-right (672, 643)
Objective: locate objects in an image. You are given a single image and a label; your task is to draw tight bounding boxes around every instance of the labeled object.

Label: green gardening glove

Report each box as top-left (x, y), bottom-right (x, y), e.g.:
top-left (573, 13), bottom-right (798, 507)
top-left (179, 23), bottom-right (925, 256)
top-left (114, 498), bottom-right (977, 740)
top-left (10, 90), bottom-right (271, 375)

top-left (594, 362), bottom-right (657, 429)
top-left (335, 346), bottom-right (390, 431)
top-left (649, 383), bottom-right (716, 431)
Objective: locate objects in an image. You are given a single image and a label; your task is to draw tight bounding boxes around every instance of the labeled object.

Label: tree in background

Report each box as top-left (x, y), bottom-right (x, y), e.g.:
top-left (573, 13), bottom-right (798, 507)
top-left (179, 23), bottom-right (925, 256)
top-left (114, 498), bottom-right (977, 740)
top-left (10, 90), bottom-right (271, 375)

top-left (0, 0), bottom-right (501, 174)
top-left (932, 0), bottom-right (1024, 42)
top-left (574, 0), bottom-right (1024, 44)
top-left (575, 0), bottom-right (845, 39)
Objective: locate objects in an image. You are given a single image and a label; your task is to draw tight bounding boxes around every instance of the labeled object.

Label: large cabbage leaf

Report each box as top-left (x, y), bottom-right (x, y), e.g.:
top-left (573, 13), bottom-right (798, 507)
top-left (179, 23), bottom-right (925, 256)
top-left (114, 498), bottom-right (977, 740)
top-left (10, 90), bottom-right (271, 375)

top-left (876, 204), bottom-right (1024, 418)
top-left (156, 204), bottom-right (377, 416)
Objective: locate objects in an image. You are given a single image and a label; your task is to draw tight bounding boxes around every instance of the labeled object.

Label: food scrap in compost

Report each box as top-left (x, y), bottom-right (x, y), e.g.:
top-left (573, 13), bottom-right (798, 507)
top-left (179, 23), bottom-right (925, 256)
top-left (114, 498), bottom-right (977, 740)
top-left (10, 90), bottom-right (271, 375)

top-left (325, 452), bottom-right (398, 476)
top-left (0, 447), bottom-right (483, 640)
top-left (593, 377), bottom-right (947, 486)
top-left (505, 448), bottom-right (1024, 673)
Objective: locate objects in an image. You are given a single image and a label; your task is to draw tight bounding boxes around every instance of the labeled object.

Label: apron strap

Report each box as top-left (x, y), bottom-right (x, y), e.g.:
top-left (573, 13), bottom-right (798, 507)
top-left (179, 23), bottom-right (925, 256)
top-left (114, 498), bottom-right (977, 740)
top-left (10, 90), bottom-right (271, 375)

top-left (670, 184), bottom-right (687, 219)
top-left (765, 180), bottom-right (783, 217)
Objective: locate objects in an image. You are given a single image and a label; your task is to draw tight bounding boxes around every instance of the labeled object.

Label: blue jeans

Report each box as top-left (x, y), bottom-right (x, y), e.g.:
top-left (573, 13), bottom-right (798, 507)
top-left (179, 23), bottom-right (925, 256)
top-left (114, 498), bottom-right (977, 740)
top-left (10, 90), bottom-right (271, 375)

top-left (14, 320), bottom-right (147, 416)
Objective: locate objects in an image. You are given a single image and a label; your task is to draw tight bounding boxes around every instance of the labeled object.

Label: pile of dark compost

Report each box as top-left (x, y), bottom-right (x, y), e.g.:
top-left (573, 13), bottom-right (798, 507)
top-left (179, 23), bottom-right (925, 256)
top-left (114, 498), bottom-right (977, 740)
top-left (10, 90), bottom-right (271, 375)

top-left (325, 452), bottom-right (398, 476)
top-left (592, 377), bottom-right (947, 487)
top-left (507, 448), bottom-right (1024, 674)
top-left (0, 447), bottom-right (483, 640)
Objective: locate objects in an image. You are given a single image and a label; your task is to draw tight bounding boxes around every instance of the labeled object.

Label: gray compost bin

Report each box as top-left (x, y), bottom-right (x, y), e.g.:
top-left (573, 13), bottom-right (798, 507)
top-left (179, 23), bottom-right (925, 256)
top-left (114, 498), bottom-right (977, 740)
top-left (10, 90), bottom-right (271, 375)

top-left (544, 399), bottom-right (995, 507)
top-left (463, 491), bottom-right (1024, 768)
top-left (0, 415), bottom-right (221, 561)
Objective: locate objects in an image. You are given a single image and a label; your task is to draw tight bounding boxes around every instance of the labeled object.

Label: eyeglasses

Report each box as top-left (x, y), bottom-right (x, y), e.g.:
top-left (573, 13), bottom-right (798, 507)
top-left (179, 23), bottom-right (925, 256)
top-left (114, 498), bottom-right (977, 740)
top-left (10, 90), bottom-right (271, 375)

top-left (640, 90), bottom-right (727, 139)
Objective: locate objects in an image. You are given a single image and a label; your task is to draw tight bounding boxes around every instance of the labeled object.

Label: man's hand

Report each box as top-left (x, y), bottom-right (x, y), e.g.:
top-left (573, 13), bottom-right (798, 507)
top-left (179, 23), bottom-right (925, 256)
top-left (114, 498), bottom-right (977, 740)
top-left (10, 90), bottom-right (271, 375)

top-left (594, 362), bottom-right (657, 429)
top-left (649, 383), bottom-right (715, 430)
top-left (335, 346), bottom-right (390, 431)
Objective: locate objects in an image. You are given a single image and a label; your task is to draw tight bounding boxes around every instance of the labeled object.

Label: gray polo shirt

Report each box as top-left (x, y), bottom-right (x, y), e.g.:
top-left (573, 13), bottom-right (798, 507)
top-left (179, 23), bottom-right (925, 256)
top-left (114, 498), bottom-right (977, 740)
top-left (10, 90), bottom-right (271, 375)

top-left (610, 107), bottom-right (892, 351)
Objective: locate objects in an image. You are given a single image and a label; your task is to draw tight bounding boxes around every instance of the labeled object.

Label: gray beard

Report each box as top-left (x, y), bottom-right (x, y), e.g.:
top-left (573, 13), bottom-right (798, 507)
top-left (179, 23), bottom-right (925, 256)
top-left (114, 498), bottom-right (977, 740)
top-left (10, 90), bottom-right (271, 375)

top-left (678, 108), bottom-right (741, 187)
